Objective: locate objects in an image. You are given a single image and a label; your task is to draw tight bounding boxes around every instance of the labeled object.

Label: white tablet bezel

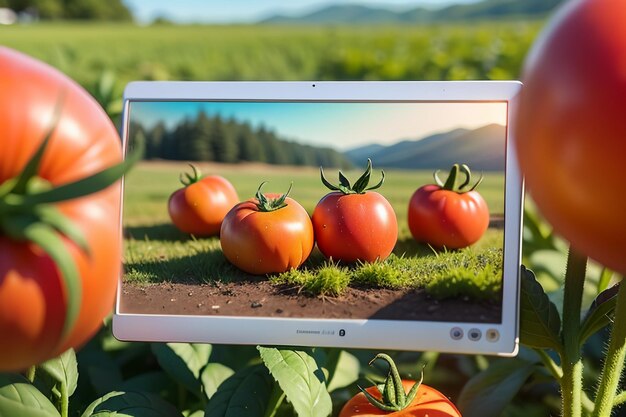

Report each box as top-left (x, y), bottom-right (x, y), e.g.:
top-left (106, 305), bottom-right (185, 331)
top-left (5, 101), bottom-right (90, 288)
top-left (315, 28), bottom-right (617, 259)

top-left (113, 81), bottom-right (523, 356)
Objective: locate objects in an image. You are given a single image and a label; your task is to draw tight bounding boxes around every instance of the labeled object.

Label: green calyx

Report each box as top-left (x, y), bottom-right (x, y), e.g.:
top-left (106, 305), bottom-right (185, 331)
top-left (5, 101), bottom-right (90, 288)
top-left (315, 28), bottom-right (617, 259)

top-left (359, 353), bottom-right (423, 412)
top-left (320, 159), bottom-right (384, 195)
top-left (434, 163), bottom-right (483, 193)
top-left (179, 164), bottom-right (203, 186)
top-left (0, 95), bottom-right (142, 344)
top-left (255, 181), bottom-right (292, 212)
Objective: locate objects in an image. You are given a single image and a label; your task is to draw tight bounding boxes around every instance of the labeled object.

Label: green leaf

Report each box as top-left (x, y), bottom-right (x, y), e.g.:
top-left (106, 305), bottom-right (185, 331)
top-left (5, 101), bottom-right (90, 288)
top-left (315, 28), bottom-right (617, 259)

top-left (519, 266), bottom-right (563, 352)
top-left (258, 347), bottom-right (332, 417)
top-left (78, 349), bottom-right (124, 397)
top-left (324, 350), bottom-right (360, 392)
top-left (200, 363), bottom-right (234, 400)
top-left (580, 283), bottom-right (619, 346)
top-left (458, 358), bottom-right (536, 417)
top-left (151, 343), bottom-right (212, 400)
top-left (0, 373), bottom-right (61, 417)
top-left (34, 349), bottom-right (79, 401)
top-left (204, 364), bottom-right (273, 417)
top-left (81, 391), bottom-right (182, 417)
top-left (121, 372), bottom-right (176, 397)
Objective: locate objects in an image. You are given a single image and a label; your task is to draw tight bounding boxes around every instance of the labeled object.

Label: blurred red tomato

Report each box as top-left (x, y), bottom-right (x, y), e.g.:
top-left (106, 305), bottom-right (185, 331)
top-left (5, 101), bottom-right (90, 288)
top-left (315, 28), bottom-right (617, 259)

top-left (0, 47), bottom-right (123, 371)
top-left (514, 0), bottom-right (626, 273)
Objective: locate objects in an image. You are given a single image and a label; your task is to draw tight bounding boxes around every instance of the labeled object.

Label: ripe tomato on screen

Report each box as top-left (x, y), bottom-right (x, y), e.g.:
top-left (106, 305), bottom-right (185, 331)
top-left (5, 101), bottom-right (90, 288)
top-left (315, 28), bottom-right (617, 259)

top-left (168, 165), bottom-right (239, 236)
top-left (408, 164), bottom-right (489, 249)
top-left (514, 0), bottom-right (626, 273)
top-left (220, 182), bottom-right (314, 275)
top-left (312, 160), bottom-right (397, 263)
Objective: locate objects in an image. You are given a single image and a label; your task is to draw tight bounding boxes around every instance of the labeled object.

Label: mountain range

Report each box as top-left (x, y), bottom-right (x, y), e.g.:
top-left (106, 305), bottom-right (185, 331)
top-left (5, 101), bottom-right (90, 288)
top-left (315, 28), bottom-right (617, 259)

top-left (261, 0), bottom-right (563, 24)
top-left (344, 123), bottom-right (506, 171)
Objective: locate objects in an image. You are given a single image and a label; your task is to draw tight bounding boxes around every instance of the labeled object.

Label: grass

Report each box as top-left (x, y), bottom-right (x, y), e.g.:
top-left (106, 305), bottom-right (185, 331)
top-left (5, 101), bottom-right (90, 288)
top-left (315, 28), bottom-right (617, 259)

top-left (1, 22), bottom-right (540, 92)
top-left (123, 161), bottom-right (505, 300)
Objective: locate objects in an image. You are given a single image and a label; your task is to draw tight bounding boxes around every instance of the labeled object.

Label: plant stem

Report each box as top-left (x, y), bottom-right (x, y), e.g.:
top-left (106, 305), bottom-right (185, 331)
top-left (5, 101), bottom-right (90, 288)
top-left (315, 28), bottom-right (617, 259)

top-left (60, 382), bottom-right (69, 417)
top-left (613, 391), bottom-right (626, 408)
top-left (25, 365), bottom-right (36, 383)
top-left (560, 249), bottom-right (587, 417)
top-left (535, 349), bottom-right (562, 380)
top-left (592, 276), bottom-right (626, 417)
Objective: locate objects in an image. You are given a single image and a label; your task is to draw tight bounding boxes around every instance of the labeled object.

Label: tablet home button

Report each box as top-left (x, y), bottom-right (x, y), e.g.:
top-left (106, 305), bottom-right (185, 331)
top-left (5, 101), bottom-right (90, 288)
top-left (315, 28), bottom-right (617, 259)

top-left (450, 327), bottom-right (463, 340)
top-left (486, 329), bottom-right (500, 342)
top-left (468, 328), bottom-right (482, 341)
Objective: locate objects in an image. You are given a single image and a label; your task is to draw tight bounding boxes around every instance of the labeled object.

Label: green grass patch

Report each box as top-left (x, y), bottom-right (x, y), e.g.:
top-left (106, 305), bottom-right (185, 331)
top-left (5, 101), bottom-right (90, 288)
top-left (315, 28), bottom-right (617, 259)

top-left (272, 262), bottom-right (351, 297)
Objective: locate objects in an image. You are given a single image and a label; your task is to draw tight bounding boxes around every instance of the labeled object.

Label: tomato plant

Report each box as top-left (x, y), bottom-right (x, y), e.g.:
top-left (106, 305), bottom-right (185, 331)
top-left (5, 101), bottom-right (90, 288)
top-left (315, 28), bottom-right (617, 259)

top-left (408, 164), bottom-right (489, 249)
top-left (514, 0), bottom-right (626, 274)
top-left (339, 353), bottom-right (461, 417)
top-left (312, 160), bottom-right (397, 263)
top-left (220, 182), bottom-right (314, 275)
top-left (0, 47), bottom-right (136, 371)
top-left (168, 165), bottom-right (238, 236)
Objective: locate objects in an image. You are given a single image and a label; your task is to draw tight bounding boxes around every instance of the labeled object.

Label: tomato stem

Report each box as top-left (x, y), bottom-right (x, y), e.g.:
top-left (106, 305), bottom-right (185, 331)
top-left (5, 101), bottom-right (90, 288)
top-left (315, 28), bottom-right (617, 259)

top-left (179, 164), bottom-right (202, 186)
top-left (358, 353), bottom-right (423, 412)
top-left (320, 159), bottom-right (384, 194)
top-left (433, 163), bottom-right (483, 193)
top-left (254, 181), bottom-right (293, 212)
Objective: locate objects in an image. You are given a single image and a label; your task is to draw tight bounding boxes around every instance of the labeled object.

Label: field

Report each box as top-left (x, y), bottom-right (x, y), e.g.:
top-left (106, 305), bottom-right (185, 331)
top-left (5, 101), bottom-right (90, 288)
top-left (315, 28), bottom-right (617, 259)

top-left (121, 161), bottom-right (505, 322)
top-left (0, 22), bottom-right (539, 97)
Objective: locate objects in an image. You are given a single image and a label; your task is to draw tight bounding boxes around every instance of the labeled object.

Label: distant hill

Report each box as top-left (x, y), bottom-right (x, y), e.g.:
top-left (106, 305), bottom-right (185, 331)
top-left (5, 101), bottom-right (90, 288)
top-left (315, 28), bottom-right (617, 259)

top-left (344, 124), bottom-right (506, 171)
top-left (261, 0), bottom-right (564, 24)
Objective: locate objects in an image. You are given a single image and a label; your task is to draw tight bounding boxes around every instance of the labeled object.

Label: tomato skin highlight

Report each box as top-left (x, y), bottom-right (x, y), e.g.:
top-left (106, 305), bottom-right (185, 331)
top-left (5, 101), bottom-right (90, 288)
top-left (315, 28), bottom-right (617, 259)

top-left (339, 380), bottom-right (461, 417)
top-left (168, 175), bottom-right (239, 236)
top-left (312, 191), bottom-right (398, 263)
top-left (220, 194), bottom-right (314, 275)
top-left (514, 0), bottom-right (626, 273)
top-left (0, 47), bottom-right (122, 371)
top-left (408, 184), bottom-right (489, 249)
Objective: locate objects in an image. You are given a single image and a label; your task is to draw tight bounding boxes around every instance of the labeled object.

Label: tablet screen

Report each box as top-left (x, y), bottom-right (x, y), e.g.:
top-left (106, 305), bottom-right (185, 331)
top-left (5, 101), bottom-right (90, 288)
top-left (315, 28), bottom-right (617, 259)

top-left (120, 100), bottom-right (507, 325)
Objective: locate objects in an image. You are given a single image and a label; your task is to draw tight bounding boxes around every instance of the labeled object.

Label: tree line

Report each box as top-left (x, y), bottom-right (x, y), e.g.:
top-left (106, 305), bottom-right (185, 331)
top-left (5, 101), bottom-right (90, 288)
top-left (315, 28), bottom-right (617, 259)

top-left (0, 0), bottom-right (132, 21)
top-left (130, 111), bottom-right (352, 168)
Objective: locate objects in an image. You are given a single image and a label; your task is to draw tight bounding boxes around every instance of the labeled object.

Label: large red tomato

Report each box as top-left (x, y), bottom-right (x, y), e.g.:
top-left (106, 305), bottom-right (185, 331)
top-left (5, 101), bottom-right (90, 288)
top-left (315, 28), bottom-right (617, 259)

top-left (168, 165), bottom-right (239, 236)
top-left (339, 354), bottom-right (461, 417)
top-left (514, 0), bottom-right (626, 273)
top-left (312, 160), bottom-right (397, 263)
top-left (0, 47), bottom-right (123, 371)
top-left (408, 164), bottom-right (489, 249)
top-left (220, 182), bottom-right (314, 275)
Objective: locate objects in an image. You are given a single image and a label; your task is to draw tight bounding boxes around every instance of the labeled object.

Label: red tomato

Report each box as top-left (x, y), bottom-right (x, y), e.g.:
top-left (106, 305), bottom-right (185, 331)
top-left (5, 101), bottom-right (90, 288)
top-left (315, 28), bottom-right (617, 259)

top-left (339, 354), bottom-right (461, 417)
top-left (220, 183), bottom-right (314, 275)
top-left (0, 47), bottom-right (123, 371)
top-left (408, 164), bottom-right (489, 249)
top-left (312, 160), bottom-right (397, 263)
top-left (168, 165), bottom-right (239, 236)
top-left (514, 0), bottom-right (626, 273)
top-left (340, 380), bottom-right (461, 417)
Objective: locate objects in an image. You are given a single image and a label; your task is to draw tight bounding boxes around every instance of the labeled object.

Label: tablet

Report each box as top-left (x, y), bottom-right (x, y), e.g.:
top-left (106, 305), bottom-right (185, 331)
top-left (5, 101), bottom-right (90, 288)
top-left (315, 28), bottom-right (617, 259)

top-left (113, 81), bottom-right (523, 356)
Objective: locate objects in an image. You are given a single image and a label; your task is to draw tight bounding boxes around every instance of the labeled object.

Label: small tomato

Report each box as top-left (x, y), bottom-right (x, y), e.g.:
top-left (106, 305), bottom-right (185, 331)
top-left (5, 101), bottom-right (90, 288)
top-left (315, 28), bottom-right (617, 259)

top-left (408, 164), bottom-right (489, 249)
top-left (168, 165), bottom-right (238, 236)
top-left (312, 160), bottom-right (398, 263)
top-left (514, 0), bottom-right (626, 273)
top-left (339, 353), bottom-right (461, 417)
top-left (220, 182), bottom-right (314, 275)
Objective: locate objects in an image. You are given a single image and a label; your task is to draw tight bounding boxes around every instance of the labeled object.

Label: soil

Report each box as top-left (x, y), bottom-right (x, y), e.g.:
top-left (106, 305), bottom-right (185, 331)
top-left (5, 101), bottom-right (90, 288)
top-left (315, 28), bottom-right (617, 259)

top-left (120, 280), bottom-right (501, 323)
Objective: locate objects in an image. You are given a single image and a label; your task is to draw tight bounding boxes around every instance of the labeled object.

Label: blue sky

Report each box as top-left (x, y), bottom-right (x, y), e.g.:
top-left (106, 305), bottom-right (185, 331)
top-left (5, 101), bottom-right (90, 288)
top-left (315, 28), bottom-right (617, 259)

top-left (123, 0), bottom-right (479, 24)
top-left (130, 101), bottom-right (506, 150)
